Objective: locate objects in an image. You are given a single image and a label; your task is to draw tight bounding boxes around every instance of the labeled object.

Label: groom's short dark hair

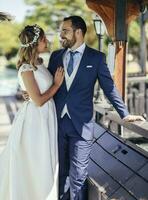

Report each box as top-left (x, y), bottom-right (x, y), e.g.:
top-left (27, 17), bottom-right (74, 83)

top-left (63, 16), bottom-right (87, 36)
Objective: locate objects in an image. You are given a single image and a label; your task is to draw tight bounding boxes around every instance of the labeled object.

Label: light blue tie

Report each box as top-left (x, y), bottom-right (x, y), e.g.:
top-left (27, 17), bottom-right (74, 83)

top-left (67, 51), bottom-right (78, 76)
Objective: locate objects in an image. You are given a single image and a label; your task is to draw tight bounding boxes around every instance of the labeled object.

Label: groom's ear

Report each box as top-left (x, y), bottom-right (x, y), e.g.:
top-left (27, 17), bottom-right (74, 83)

top-left (76, 29), bottom-right (80, 34)
top-left (75, 29), bottom-right (83, 37)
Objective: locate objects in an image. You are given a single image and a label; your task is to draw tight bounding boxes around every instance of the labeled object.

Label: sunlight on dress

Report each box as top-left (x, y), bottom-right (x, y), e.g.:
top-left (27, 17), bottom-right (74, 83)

top-left (0, 64), bottom-right (59, 200)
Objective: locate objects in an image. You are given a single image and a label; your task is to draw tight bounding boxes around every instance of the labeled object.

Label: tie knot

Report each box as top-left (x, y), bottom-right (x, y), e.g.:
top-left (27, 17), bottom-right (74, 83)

top-left (69, 51), bottom-right (79, 56)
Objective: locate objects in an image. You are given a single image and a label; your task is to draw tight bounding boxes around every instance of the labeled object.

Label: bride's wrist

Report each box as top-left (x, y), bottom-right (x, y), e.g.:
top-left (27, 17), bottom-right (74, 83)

top-left (53, 83), bottom-right (60, 89)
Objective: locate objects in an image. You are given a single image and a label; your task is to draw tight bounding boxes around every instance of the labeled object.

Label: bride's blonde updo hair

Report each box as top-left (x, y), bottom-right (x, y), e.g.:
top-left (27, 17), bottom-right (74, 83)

top-left (17, 24), bottom-right (44, 70)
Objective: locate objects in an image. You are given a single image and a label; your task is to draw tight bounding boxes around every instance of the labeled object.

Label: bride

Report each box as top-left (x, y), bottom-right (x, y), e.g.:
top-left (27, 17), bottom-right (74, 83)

top-left (0, 24), bottom-right (64, 200)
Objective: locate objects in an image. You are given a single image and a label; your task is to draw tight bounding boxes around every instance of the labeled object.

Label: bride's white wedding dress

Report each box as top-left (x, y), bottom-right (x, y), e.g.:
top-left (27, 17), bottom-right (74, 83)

top-left (0, 63), bottom-right (58, 200)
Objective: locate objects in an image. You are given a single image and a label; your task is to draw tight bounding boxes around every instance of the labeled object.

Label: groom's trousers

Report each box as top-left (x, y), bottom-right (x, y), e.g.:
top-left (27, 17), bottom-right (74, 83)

top-left (58, 115), bottom-right (93, 200)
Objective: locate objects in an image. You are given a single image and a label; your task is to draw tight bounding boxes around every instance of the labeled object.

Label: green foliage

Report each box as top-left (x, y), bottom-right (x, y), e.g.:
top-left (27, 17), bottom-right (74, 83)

top-left (24, 0), bottom-right (97, 49)
top-left (5, 48), bottom-right (18, 60)
top-left (0, 0), bottom-right (144, 60)
top-left (5, 54), bottom-right (18, 70)
top-left (128, 20), bottom-right (140, 47)
top-left (0, 22), bottom-right (22, 58)
top-left (6, 62), bottom-right (16, 69)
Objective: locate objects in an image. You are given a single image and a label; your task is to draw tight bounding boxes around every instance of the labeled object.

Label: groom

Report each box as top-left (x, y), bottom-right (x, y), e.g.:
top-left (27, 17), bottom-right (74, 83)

top-left (48, 16), bottom-right (144, 200)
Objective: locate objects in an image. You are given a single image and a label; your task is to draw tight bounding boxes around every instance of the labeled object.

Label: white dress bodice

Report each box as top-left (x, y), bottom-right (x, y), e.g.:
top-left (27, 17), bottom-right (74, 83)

top-left (18, 63), bottom-right (53, 94)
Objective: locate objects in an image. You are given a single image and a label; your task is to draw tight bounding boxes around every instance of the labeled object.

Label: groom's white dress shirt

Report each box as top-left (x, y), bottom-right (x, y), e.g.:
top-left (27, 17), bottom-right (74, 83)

top-left (61, 43), bottom-right (86, 118)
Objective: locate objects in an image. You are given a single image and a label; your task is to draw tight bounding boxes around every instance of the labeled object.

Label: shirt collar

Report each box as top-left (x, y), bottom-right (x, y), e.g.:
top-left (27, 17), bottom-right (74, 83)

top-left (67, 43), bottom-right (86, 55)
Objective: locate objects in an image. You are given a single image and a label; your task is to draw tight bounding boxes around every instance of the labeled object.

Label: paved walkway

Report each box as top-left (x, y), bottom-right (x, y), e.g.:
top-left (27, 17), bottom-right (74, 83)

top-left (0, 96), bottom-right (22, 153)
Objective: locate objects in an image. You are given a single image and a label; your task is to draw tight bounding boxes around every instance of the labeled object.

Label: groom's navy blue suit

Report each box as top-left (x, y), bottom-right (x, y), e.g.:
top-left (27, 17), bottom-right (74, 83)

top-left (48, 45), bottom-right (129, 200)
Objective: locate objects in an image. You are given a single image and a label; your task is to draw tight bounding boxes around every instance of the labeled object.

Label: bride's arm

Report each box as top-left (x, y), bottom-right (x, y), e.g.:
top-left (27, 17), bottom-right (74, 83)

top-left (21, 67), bottom-right (64, 106)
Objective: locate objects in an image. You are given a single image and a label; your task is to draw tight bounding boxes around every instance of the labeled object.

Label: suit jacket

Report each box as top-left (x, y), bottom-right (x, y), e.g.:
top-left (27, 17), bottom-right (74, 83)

top-left (48, 45), bottom-right (129, 138)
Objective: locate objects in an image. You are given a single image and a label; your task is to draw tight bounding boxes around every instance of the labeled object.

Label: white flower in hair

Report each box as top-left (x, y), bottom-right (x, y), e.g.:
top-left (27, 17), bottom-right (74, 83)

top-left (20, 25), bottom-right (41, 48)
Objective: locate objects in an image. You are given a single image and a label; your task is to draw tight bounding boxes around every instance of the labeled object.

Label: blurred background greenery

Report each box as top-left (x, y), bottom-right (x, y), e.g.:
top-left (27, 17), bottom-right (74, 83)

top-left (0, 0), bottom-right (147, 71)
top-left (0, 0), bottom-right (97, 70)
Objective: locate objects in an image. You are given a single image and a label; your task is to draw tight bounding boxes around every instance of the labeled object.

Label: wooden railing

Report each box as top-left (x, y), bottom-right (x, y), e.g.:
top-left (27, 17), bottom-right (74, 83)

top-left (89, 105), bottom-right (148, 200)
top-left (127, 76), bottom-right (148, 118)
top-left (94, 103), bottom-right (148, 154)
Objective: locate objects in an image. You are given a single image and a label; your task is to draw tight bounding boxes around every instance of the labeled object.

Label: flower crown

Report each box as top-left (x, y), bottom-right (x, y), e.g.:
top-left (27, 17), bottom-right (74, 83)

top-left (20, 25), bottom-right (40, 48)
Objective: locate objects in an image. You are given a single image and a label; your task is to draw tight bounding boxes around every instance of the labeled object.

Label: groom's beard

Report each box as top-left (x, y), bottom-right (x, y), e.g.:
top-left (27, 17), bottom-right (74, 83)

top-left (60, 36), bottom-right (76, 48)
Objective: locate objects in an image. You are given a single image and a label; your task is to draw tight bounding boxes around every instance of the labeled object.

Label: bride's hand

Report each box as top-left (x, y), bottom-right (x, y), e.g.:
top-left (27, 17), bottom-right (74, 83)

top-left (54, 67), bottom-right (65, 88)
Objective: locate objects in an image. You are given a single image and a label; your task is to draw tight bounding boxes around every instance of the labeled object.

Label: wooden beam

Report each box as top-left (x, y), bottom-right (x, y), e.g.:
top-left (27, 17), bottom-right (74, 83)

top-left (114, 41), bottom-right (127, 101)
top-left (86, 0), bottom-right (146, 101)
top-left (86, 0), bottom-right (140, 40)
top-left (86, 0), bottom-right (115, 38)
top-left (115, 0), bottom-right (127, 41)
top-left (114, 1), bottom-right (127, 101)
top-left (86, 0), bottom-right (114, 8)
top-left (127, 1), bottom-right (140, 23)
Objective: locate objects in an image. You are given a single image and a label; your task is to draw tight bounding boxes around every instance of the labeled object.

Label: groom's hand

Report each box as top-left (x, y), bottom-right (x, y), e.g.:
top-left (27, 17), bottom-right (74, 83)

top-left (22, 90), bottom-right (30, 101)
top-left (123, 114), bottom-right (146, 122)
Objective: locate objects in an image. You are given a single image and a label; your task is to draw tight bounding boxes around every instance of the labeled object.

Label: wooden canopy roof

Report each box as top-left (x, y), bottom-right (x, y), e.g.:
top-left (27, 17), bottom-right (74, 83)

top-left (86, 0), bottom-right (148, 99)
top-left (86, 0), bottom-right (148, 41)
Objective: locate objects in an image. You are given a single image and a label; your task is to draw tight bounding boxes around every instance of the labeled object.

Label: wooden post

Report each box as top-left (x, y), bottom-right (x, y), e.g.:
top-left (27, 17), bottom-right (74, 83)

top-left (114, 0), bottom-right (128, 102)
top-left (114, 41), bottom-right (127, 102)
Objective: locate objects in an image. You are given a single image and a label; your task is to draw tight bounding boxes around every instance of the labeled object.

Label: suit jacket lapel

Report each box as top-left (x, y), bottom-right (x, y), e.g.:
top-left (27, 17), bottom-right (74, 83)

top-left (55, 48), bottom-right (67, 92)
top-left (68, 45), bottom-right (89, 92)
top-left (58, 49), bottom-right (66, 69)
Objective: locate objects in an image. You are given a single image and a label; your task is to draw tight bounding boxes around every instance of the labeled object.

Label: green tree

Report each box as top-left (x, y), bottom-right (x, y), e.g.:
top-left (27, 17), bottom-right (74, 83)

top-left (24, 0), bottom-right (98, 49)
top-left (128, 19), bottom-right (143, 61)
top-left (0, 22), bottom-right (22, 59)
